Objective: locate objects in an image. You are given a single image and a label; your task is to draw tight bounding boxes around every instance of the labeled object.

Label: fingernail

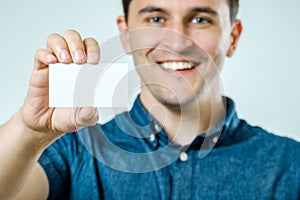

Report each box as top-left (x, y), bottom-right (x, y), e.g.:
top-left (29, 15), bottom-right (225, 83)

top-left (87, 52), bottom-right (99, 64)
top-left (74, 50), bottom-right (85, 61)
top-left (60, 50), bottom-right (71, 60)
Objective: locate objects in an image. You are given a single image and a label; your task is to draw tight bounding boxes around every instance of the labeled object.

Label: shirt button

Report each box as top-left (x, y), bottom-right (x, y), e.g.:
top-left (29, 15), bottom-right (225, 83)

top-left (212, 136), bottom-right (219, 144)
top-left (149, 134), bottom-right (156, 142)
top-left (179, 152), bottom-right (188, 162)
top-left (154, 124), bottom-right (160, 132)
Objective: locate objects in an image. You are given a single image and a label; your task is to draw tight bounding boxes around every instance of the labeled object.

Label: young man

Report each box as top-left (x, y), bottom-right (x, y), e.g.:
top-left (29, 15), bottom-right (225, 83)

top-left (0, 0), bottom-right (299, 199)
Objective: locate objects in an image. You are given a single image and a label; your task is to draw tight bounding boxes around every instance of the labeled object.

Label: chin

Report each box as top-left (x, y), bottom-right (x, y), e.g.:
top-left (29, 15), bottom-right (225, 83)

top-left (153, 89), bottom-right (202, 110)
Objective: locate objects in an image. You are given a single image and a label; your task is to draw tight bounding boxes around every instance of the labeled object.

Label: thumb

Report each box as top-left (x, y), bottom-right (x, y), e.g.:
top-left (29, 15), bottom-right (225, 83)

top-left (75, 107), bottom-right (99, 129)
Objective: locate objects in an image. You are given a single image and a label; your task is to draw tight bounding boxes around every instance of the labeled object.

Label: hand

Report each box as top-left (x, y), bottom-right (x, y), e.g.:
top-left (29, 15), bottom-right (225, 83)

top-left (21, 30), bottom-right (100, 136)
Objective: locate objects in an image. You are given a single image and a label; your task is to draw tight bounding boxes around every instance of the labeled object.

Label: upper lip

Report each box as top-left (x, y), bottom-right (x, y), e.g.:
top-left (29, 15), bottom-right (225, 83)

top-left (157, 59), bottom-right (189, 63)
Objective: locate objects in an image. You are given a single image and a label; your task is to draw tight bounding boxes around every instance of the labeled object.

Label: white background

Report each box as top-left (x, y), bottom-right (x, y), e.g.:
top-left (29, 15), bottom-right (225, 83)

top-left (0, 0), bottom-right (299, 141)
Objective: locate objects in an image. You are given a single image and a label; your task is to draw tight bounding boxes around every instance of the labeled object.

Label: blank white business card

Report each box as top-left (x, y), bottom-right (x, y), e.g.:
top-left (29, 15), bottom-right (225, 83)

top-left (49, 63), bottom-right (129, 107)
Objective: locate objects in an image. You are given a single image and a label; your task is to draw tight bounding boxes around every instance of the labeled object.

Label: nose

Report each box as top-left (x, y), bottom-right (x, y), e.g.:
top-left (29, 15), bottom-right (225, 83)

top-left (159, 22), bottom-right (194, 54)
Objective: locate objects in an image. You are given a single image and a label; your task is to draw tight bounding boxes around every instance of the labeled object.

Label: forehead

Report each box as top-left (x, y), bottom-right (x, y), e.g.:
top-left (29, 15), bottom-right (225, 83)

top-left (128, 0), bottom-right (230, 15)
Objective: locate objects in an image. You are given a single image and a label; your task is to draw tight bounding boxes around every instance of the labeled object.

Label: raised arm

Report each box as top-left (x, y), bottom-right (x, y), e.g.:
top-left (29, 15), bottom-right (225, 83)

top-left (0, 30), bottom-right (100, 199)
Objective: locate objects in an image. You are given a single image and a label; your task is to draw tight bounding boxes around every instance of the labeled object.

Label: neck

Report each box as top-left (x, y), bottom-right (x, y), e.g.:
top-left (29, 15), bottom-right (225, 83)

top-left (140, 83), bottom-right (225, 146)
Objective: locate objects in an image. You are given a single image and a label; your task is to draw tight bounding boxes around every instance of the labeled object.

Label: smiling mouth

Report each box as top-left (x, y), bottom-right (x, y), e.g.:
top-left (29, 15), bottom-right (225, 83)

top-left (157, 61), bottom-right (197, 71)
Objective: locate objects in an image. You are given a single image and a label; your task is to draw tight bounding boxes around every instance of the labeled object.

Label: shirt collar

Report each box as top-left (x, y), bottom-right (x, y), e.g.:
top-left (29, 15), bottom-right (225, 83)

top-left (129, 95), bottom-right (240, 149)
top-left (129, 95), bottom-right (153, 127)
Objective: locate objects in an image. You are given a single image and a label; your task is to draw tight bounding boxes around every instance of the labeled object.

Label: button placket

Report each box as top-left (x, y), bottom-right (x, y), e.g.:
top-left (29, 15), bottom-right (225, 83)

top-left (154, 123), bottom-right (160, 132)
top-left (149, 134), bottom-right (156, 142)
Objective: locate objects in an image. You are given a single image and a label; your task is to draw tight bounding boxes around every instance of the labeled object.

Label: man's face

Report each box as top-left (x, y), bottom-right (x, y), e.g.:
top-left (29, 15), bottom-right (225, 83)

top-left (118, 0), bottom-right (241, 108)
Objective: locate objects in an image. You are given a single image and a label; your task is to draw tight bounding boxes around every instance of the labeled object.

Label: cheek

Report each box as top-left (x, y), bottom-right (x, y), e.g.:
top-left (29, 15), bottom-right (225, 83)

top-left (197, 33), bottom-right (220, 56)
top-left (131, 50), bottom-right (155, 80)
top-left (128, 28), bottom-right (163, 53)
top-left (192, 31), bottom-right (227, 66)
top-left (128, 29), bottom-right (165, 67)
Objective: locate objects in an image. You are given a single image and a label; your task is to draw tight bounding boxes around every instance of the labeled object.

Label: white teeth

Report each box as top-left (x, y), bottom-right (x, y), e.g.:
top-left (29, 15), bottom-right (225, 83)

top-left (160, 62), bottom-right (194, 71)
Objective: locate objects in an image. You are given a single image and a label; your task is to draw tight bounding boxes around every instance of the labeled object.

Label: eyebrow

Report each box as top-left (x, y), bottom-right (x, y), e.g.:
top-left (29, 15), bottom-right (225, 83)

top-left (138, 6), bottom-right (218, 17)
top-left (189, 7), bottom-right (218, 17)
top-left (138, 6), bottom-right (169, 15)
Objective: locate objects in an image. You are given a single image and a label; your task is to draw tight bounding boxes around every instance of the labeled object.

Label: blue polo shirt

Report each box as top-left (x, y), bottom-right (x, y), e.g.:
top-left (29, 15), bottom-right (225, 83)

top-left (38, 97), bottom-right (300, 199)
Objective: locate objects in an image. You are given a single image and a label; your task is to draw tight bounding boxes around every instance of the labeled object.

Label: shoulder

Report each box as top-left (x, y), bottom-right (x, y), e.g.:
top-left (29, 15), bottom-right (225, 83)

top-left (236, 119), bottom-right (300, 163)
top-left (239, 119), bottom-right (300, 146)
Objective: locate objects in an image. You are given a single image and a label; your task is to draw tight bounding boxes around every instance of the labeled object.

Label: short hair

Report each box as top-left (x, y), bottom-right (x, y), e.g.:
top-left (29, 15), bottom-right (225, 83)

top-left (122, 0), bottom-right (239, 24)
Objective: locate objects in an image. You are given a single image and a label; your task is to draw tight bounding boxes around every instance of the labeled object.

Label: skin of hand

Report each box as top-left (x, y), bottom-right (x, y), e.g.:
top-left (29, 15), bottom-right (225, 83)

top-left (21, 30), bottom-right (101, 138)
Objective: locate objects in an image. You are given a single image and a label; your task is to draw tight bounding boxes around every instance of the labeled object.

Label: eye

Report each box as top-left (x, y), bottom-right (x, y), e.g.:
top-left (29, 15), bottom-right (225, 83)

top-left (149, 17), bottom-right (165, 23)
top-left (191, 17), bottom-right (210, 24)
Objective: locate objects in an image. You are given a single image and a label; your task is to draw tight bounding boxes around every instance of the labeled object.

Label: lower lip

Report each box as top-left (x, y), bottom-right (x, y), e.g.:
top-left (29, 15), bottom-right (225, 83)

top-left (175, 67), bottom-right (197, 75)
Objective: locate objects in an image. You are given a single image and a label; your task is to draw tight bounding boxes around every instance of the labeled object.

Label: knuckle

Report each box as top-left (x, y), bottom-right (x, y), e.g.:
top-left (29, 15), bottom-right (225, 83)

top-left (35, 48), bottom-right (44, 54)
top-left (84, 37), bottom-right (99, 46)
top-left (64, 29), bottom-right (81, 39)
top-left (34, 49), bottom-right (45, 59)
top-left (47, 34), bottom-right (65, 50)
top-left (47, 33), bottom-right (61, 43)
top-left (84, 38), bottom-right (100, 51)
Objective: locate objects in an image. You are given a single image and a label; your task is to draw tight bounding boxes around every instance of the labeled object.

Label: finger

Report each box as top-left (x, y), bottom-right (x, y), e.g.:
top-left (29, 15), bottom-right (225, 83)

top-left (34, 49), bottom-right (57, 70)
top-left (83, 38), bottom-right (100, 64)
top-left (63, 30), bottom-right (86, 64)
top-left (47, 33), bottom-right (72, 64)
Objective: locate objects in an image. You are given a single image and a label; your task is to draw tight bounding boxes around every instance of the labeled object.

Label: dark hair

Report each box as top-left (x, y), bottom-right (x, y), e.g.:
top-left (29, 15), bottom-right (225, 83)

top-left (122, 0), bottom-right (239, 24)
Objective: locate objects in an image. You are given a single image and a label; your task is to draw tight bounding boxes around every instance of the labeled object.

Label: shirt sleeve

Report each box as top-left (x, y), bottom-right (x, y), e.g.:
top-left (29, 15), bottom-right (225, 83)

top-left (38, 132), bottom-right (81, 200)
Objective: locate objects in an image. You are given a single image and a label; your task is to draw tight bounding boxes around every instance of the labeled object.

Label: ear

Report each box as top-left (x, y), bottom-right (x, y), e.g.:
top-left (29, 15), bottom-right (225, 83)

top-left (117, 16), bottom-right (132, 54)
top-left (226, 20), bottom-right (243, 57)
